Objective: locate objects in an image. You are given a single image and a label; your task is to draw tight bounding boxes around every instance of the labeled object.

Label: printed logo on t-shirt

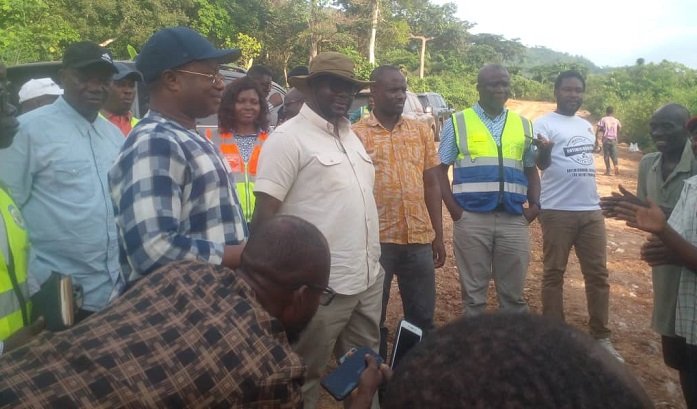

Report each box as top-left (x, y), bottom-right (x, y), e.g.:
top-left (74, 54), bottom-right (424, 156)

top-left (562, 135), bottom-right (595, 166)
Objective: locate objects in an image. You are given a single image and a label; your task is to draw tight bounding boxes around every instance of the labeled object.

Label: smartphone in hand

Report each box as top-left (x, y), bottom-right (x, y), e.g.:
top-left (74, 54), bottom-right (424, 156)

top-left (320, 346), bottom-right (383, 401)
top-left (390, 319), bottom-right (423, 369)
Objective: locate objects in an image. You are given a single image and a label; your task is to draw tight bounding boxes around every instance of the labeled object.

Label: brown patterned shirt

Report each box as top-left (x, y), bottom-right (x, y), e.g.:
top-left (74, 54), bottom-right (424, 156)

top-left (353, 113), bottom-right (440, 244)
top-left (0, 260), bottom-right (304, 408)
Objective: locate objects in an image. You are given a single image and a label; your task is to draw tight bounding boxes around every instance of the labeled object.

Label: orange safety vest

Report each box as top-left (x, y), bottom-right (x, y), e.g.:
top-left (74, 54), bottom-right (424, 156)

top-left (218, 131), bottom-right (269, 222)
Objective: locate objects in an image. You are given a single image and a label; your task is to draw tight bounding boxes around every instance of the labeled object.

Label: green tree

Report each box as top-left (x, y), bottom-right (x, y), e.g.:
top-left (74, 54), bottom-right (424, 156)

top-left (52, 0), bottom-right (194, 59)
top-left (229, 33), bottom-right (262, 69)
top-left (0, 0), bottom-right (80, 64)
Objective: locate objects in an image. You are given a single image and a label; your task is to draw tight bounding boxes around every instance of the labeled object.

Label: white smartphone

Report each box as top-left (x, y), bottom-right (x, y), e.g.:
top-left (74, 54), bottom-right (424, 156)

top-left (390, 319), bottom-right (423, 369)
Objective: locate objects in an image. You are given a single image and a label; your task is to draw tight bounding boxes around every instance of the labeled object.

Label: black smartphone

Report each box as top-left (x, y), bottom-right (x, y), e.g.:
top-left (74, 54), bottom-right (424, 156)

top-left (390, 319), bottom-right (423, 369)
top-left (320, 346), bottom-right (383, 401)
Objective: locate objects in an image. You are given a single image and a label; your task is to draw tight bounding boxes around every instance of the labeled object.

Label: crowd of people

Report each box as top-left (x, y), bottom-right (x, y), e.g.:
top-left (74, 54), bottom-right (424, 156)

top-left (0, 25), bottom-right (691, 408)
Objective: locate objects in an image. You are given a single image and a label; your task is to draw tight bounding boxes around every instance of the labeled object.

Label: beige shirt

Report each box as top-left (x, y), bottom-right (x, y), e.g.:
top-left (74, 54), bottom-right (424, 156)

top-left (255, 105), bottom-right (382, 295)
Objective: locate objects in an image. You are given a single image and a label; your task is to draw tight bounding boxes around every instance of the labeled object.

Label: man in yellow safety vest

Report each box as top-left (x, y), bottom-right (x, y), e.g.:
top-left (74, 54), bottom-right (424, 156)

top-left (436, 64), bottom-right (541, 316)
top-left (0, 63), bottom-right (43, 356)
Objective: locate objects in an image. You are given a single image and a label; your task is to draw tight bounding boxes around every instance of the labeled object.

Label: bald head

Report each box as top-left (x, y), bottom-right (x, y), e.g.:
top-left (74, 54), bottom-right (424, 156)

top-left (653, 103), bottom-right (690, 125)
top-left (242, 215), bottom-right (330, 289)
top-left (477, 64), bottom-right (508, 85)
top-left (476, 64), bottom-right (510, 113)
top-left (650, 103), bottom-right (691, 155)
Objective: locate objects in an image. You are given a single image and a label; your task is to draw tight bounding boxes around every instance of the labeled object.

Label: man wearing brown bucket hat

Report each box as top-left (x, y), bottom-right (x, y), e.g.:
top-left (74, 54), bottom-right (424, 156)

top-left (252, 52), bottom-right (383, 408)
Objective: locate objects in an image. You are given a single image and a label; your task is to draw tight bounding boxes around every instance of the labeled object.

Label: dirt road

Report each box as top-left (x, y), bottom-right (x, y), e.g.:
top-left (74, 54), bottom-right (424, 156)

top-left (317, 101), bottom-right (687, 408)
top-left (373, 146), bottom-right (686, 409)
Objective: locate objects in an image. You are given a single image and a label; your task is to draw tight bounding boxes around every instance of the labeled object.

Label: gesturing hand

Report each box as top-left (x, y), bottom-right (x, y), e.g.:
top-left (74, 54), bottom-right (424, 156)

top-left (614, 198), bottom-right (667, 234)
top-left (600, 184), bottom-right (644, 219)
top-left (641, 235), bottom-right (680, 266)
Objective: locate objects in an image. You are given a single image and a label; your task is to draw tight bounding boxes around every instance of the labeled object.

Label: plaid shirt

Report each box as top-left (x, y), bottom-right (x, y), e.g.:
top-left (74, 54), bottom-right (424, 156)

top-left (353, 113), bottom-right (440, 244)
top-left (667, 176), bottom-right (697, 345)
top-left (0, 260), bottom-right (304, 408)
top-left (109, 111), bottom-right (247, 280)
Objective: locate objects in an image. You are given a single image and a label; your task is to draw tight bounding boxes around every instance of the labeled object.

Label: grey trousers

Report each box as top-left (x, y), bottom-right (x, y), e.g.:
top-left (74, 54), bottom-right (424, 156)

top-left (539, 209), bottom-right (611, 339)
top-left (294, 273), bottom-right (383, 409)
top-left (452, 209), bottom-right (530, 315)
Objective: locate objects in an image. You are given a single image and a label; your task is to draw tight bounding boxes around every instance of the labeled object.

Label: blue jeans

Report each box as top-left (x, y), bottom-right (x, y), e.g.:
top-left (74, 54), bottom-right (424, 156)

top-left (379, 243), bottom-right (435, 357)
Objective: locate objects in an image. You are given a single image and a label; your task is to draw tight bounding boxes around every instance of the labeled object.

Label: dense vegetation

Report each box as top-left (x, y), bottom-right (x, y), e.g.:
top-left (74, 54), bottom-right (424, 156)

top-left (2, 0), bottom-right (696, 147)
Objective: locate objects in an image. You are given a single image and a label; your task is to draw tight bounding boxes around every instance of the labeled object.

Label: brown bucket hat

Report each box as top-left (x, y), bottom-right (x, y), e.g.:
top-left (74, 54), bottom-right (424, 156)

top-left (288, 52), bottom-right (372, 93)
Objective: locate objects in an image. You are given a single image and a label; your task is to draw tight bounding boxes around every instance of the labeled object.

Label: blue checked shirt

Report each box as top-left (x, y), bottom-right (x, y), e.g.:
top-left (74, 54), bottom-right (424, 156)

top-left (439, 102), bottom-right (536, 167)
top-left (109, 111), bottom-right (248, 280)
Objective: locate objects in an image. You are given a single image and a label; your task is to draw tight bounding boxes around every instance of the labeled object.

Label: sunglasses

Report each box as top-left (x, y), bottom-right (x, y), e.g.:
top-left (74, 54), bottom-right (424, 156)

top-left (315, 76), bottom-right (361, 95)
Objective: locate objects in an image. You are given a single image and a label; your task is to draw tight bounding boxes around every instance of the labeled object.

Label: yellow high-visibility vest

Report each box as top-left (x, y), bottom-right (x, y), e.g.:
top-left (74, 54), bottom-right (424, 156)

top-left (451, 108), bottom-right (532, 214)
top-left (0, 187), bottom-right (31, 341)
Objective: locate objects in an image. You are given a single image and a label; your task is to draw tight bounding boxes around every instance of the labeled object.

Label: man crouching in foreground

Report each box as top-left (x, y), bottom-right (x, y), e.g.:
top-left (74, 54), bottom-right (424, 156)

top-left (0, 216), bottom-right (387, 408)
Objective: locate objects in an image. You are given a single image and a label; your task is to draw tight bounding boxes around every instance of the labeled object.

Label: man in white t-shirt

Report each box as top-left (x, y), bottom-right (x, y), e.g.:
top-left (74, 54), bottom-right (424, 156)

top-left (596, 106), bottom-right (622, 175)
top-left (535, 70), bottom-right (623, 362)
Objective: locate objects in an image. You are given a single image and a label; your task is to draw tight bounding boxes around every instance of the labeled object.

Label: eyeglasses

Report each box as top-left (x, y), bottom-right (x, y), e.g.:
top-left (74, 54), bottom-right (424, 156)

top-left (175, 69), bottom-right (225, 85)
top-left (250, 267), bottom-right (337, 306)
top-left (306, 283), bottom-right (337, 306)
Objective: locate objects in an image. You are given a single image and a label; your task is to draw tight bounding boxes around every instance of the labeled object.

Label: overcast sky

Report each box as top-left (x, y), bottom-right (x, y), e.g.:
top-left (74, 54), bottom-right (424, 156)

top-left (436, 0), bottom-right (697, 68)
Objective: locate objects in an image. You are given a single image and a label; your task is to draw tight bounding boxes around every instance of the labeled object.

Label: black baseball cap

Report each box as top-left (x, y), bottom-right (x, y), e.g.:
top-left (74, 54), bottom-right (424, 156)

top-left (113, 62), bottom-right (143, 82)
top-left (136, 27), bottom-right (241, 83)
top-left (63, 41), bottom-right (117, 72)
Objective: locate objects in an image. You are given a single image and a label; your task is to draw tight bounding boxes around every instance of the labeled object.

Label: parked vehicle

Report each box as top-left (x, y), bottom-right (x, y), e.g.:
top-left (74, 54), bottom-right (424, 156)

top-left (417, 92), bottom-right (454, 140)
top-left (348, 90), bottom-right (438, 141)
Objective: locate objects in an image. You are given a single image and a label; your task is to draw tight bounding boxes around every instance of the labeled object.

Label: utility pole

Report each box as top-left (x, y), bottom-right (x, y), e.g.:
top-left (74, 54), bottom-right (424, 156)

top-left (410, 35), bottom-right (433, 79)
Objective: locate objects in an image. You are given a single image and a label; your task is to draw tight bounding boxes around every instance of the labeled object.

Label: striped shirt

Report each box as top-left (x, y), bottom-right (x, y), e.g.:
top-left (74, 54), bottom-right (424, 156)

top-left (109, 111), bottom-right (247, 281)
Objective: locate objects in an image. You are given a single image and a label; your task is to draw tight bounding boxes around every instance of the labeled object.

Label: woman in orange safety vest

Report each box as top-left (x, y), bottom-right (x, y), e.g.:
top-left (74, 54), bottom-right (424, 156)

top-left (217, 77), bottom-right (270, 222)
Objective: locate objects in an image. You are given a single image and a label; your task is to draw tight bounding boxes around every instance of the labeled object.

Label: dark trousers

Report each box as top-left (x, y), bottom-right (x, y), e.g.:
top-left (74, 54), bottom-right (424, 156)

top-left (662, 335), bottom-right (697, 408)
top-left (603, 140), bottom-right (618, 169)
top-left (378, 243), bottom-right (435, 359)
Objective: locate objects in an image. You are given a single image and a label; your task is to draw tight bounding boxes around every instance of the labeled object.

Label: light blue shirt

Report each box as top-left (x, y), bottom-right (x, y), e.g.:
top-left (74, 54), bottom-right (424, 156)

top-left (0, 97), bottom-right (124, 311)
top-left (439, 102), bottom-right (536, 167)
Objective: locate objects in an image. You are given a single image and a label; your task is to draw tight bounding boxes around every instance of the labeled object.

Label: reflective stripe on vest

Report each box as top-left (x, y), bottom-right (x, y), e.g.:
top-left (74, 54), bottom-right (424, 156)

top-left (451, 108), bottom-right (532, 214)
top-left (0, 187), bottom-right (30, 341)
top-left (217, 131), bottom-right (269, 222)
top-left (453, 181), bottom-right (528, 195)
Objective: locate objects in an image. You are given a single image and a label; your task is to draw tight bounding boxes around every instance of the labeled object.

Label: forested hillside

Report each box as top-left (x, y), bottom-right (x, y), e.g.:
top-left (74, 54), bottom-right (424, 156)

top-left (2, 0), bottom-right (696, 146)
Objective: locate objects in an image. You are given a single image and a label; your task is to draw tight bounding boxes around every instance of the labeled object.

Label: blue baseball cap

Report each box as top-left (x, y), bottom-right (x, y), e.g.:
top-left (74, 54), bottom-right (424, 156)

top-left (136, 27), bottom-right (241, 83)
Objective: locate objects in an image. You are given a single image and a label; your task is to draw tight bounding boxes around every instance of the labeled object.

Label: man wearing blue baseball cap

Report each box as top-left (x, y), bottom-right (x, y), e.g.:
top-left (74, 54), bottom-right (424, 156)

top-left (0, 41), bottom-right (125, 319)
top-left (109, 27), bottom-right (247, 281)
